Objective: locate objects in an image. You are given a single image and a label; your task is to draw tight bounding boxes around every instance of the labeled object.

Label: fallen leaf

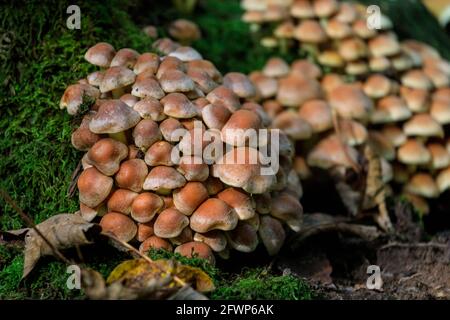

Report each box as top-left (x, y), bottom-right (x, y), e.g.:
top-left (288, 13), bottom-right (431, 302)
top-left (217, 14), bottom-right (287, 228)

top-left (21, 213), bottom-right (100, 278)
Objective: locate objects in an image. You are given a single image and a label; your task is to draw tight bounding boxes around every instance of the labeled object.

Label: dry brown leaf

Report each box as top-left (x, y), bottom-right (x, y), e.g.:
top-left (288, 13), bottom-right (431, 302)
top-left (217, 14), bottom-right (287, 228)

top-left (81, 258), bottom-right (211, 300)
top-left (21, 213), bottom-right (100, 278)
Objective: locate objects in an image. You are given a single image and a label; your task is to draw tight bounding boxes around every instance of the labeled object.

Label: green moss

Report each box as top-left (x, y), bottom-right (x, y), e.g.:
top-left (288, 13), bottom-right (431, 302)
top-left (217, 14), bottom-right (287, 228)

top-left (211, 268), bottom-right (314, 300)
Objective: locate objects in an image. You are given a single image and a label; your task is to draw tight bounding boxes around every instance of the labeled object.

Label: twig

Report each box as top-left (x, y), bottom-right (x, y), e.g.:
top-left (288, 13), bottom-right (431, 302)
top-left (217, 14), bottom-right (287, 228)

top-left (67, 160), bottom-right (82, 198)
top-left (380, 242), bottom-right (448, 250)
top-left (0, 189), bottom-right (72, 265)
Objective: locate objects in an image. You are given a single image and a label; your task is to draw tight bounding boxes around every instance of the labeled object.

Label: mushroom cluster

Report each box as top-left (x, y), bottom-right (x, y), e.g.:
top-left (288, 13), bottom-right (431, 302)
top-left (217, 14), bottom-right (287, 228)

top-left (241, 0), bottom-right (415, 78)
top-left (248, 41), bottom-right (450, 217)
top-left (60, 41), bottom-right (303, 264)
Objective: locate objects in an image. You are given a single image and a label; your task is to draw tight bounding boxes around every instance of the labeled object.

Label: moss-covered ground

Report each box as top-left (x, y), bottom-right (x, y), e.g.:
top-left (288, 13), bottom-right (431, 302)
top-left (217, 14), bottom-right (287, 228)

top-left (0, 0), bottom-right (449, 300)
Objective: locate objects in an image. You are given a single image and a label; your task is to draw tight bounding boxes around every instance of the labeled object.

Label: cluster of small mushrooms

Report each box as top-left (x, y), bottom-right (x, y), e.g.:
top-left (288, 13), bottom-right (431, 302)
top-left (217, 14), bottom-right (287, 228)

top-left (60, 39), bottom-right (303, 264)
top-left (243, 0), bottom-right (450, 217)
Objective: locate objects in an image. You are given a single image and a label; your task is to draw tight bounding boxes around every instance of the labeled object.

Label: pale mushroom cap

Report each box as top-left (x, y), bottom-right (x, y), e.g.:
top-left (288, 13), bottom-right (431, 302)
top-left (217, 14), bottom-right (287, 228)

top-left (115, 159), bottom-right (148, 192)
top-left (110, 48), bottom-right (140, 68)
top-left (338, 38), bottom-right (368, 62)
top-left (272, 110), bottom-right (313, 140)
top-left (401, 70), bottom-right (433, 90)
top-left (369, 56), bottom-right (391, 72)
top-left (381, 125), bottom-right (407, 147)
top-left (294, 20), bottom-right (328, 43)
top-left (270, 192), bottom-right (303, 232)
top-left (193, 231), bottom-right (227, 252)
top-left (258, 215), bottom-right (285, 256)
top-left (397, 139), bottom-right (431, 165)
top-left (100, 212), bottom-right (137, 242)
top-left (430, 99), bottom-right (450, 124)
top-left (173, 182), bottom-right (209, 216)
top-left (133, 97), bottom-right (165, 121)
top-left (437, 167), bottom-right (450, 193)
top-left (338, 119), bottom-right (368, 146)
top-left (139, 236), bottom-right (173, 253)
top-left (328, 84), bottom-right (373, 120)
top-left (427, 143), bottom-right (450, 169)
top-left (154, 208), bottom-right (190, 238)
top-left (223, 72), bottom-right (256, 99)
top-left (363, 74), bottom-right (392, 99)
top-left (372, 95), bottom-right (411, 124)
top-left (345, 60), bottom-right (369, 76)
top-left (131, 74), bottom-right (165, 99)
top-left (78, 167), bottom-right (113, 208)
top-left (174, 242), bottom-right (215, 265)
top-left (100, 66), bottom-right (136, 93)
top-left (307, 134), bottom-right (358, 169)
top-left (107, 189), bottom-right (138, 215)
top-left (217, 187), bottom-right (256, 220)
top-left (159, 69), bottom-right (195, 93)
top-left (369, 33), bottom-right (401, 57)
top-left (86, 138), bottom-right (128, 176)
top-left (400, 86), bottom-right (430, 113)
top-left (131, 192), bottom-right (164, 223)
top-left (298, 99), bottom-right (333, 133)
top-left (403, 114), bottom-right (444, 138)
top-left (84, 42), bottom-right (115, 68)
top-left (262, 57), bottom-right (290, 78)
top-left (405, 173), bottom-right (440, 198)
top-left (89, 99), bottom-right (141, 134)
top-left (133, 52), bottom-right (160, 75)
top-left (226, 221), bottom-right (259, 253)
top-left (143, 166), bottom-right (187, 193)
top-left (276, 74), bottom-right (322, 107)
top-left (190, 198), bottom-right (239, 232)
top-left (325, 19), bottom-right (353, 39)
top-left (168, 46), bottom-right (203, 62)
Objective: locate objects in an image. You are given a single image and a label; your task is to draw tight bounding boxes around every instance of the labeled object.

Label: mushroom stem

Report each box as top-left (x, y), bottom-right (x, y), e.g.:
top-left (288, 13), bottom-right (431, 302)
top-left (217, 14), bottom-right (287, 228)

top-left (300, 43), bottom-right (319, 58)
top-left (109, 131), bottom-right (128, 144)
top-left (279, 38), bottom-right (288, 55)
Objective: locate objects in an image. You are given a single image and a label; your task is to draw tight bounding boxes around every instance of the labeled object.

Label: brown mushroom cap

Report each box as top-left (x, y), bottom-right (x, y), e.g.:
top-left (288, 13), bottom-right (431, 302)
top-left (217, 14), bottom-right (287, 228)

top-left (405, 173), bottom-right (440, 198)
top-left (100, 66), bottom-right (136, 93)
top-left (430, 99), bottom-right (450, 124)
top-left (371, 95), bottom-right (411, 124)
top-left (131, 73), bottom-right (165, 99)
top-left (136, 220), bottom-right (155, 242)
top-left (115, 159), bottom-right (148, 192)
top-left (173, 182), bottom-right (209, 216)
top-left (363, 74), bottom-right (392, 99)
top-left (133, 52), bottom-right (160, 75)
top-left (60, 84), bottom-right (100, 115)
top-left (294, 19), bottom-right (327, 43)
top-left (381, 125), bottom-right (407, 147)
top-left (325, 19), bottom-right (352, 40)
top-left (338, 119), bottom-right (368, 146)
top-left (217, 187), bottom-right (256, 220)
top-left (369, 33), bottom-right (401, 57)
top-left (400, 86), bottom-right (430, 113)
top-left (144, 141), bottom-right (174, 167)
top-left (100, 212), bottom-right (137, 242)
top-left (132, 119), bottom-right (162, 150)
top-left (193, 231), bottom-right (227, 252)
top-left (272, 110), bottom-right (313, 140)
top-left (397, 139), bottom-right (431, 165)
top-left (89, 99), bottom-right (141, 134)
top-left (154, 208), bottom-right (190, 238)
top-left (190, 198), bottom-right (238, 233)
top-left (144, 166), bottom-right (187, 194)
top-left (84, 42), bottom-right (115, 68)
top-left (201, 102), bottom-right (232, 130)
top-left (401, 70), bottom-right (433, 90)
top-left (168, 19), bottom-right (201, 43)
top-left (307, 134), bottom-right (358, 169)
top-left (204, 177), bottom-right (224, 195)
top-left (106, 188), bottom-right (137, 214)
top-left (174, 242), bottom-right (215, 265)
top-left (131, 192), bottom-right (164, 223)
top-left (86, 138), bottom-right (128, 176)
top-left (290, 0), bottom-right (315, 19)
top-left (403, 114), bottom-right (444, 138)
top-left (328, 84), bottom-right (373, 120)
top-left (139, 236), bottom-right (173, 254)
top-left (223, 72), bottom-right (256, 99)
top-left (262, 57), bottom-right (290, 78)
top-left (221, 109), bottom-right (261, 146)
top-left (298, 99), bottom-right (333, 133)
top-left (427, 143), bottom-right (450, 169)
top-left (156, 56), bottom-right (186, 79)
top-left (338, 38), bottom-right (368, 62)
top-left (71, 114), bottom-right (101, 151)
top-left (258, 215), bottom-right (285, 256)
top-left (80, 202), bottom-right (107, 222)
top-left (290, 59), bottom-right (322, 79)
top-left (110, 48), bottom-right (139, 69)
top-left (206, 85), bottom-right (241, 112)
top-left (177, 156), bottom-right (210, 181)
top-left (313, 0), bottom-right (338, 17)
top-left (78, 167), bottom-right (113, 208)
top-left (276, 74), bottom-right (323, 107)
top-left (226, 221), bottom-right (259, 253)
top-left (159, 118), bottom-right (186, 142)
top-left (270, 192), bottom-right (303, 232)
top-left (160, 93), bottom-right (198, 118)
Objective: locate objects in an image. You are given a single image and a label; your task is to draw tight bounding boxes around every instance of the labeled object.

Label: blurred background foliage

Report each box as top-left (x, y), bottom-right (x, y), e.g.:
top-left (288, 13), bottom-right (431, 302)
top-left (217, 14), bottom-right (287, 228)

top-left (0, 0), bottom-right (449, 299)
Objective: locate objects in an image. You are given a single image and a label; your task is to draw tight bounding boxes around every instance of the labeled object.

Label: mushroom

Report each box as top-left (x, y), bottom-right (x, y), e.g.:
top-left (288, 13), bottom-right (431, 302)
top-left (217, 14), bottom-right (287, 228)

top-left (107, 189), bottom-right (139, 215)
top-left (217, 187), bottom-right (256, 220)
top-left (60, 84), bottom-right (100, 115)
top-left (131, 192), bottom-right (164, 223)
top-left (100, 66), bottom-right (136, 98)
top-left (258, 215), bottom-right (285, 256)
top-left (85, 138), bottom-right (128, 176)
top-left (173, 182), bottom-right (209, 215)
top-left (115, 159), bottom-right (148, 192)
top-left (139, 236), bottom-right (173, 254)
top-left (190, 198), bottom-right (238, 233)
top-left (84, 42), bottom-right (116, 68)
top-left (226, 221), bottom-right (259, 253)
top-left (100, 212), bottom-right (137, 242)
top-left (193, 231), bottom-right (227, 252)
top-left (154, 208), bottom-right (190, 238)
top-left (143, 166), bottom-right (187, 194)
top-left (174, 242), bottom-right (215, 265)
